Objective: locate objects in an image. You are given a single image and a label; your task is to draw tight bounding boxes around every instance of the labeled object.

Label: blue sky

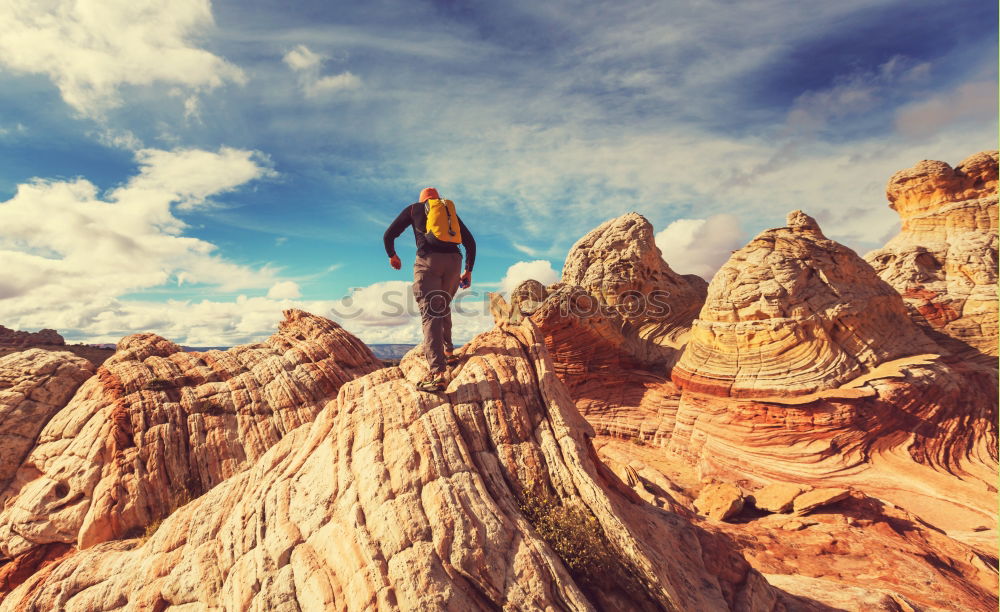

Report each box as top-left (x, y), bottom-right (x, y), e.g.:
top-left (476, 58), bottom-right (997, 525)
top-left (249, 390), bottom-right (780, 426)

top-left (0, 0), bottom-right (995, 345)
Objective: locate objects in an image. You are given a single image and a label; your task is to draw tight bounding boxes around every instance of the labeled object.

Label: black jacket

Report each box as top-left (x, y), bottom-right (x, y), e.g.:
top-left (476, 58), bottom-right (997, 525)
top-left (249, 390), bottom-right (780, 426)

top-left (383, 202), bottom-right (476, 271)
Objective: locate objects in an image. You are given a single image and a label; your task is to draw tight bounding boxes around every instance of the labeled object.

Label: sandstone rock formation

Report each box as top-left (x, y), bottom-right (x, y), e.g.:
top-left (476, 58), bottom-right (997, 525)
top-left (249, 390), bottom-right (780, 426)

top-left (486, 213), bottom-right (712, 454)
top-left (866, 150), bottom-right (998, 357)
top-left (501, 285), bottom-right (681, 446)
top-left (0, 310), bottom-right (381, 578)
top-left (694, 483), bottom-right (744, 521)
top-left (710, 491), bottom-right (999, 612)
top-left (1, 153), bottom-right (996, 611)
top-left (791, 488), bottom-right (851, 515)
top-left (0, 315), bottom-right (786, 611)
top-left (0, 327), bottom-right (64, 348)
top-left (664, 218), bottom-right (996, 544)
top-left (672, 210), bottom-right (941, 399)
top-left (561, 212), bottom-right (707, 352)
top-left (0, 350), bottom-right (95, 492)
top-left (750, 483), bottom-right (808, 514)
top-left (516, 191), bottom-right (997, 610)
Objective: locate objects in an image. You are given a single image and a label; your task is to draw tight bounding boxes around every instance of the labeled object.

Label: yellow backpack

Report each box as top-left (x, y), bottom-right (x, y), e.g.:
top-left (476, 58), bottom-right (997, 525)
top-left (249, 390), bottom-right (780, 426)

top-left (424, 198), bottom-right (463, 246)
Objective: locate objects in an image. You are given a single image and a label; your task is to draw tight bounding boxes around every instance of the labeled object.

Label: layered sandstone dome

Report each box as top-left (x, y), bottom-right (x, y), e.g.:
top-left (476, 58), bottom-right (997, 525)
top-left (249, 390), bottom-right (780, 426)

top-left (562, 212), bottom-right (707, 352)
top-left (0, 309), bottom-right (381, 565)
top-left (866, 150), bottom-right (998, 357)
top-left (672, 210), bottom-right (941, 399)
top-left (504, 191), bottom-right (997, 609)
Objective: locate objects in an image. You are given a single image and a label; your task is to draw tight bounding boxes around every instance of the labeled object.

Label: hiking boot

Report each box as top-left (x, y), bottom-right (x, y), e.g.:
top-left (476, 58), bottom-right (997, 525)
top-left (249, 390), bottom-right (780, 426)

top-left (415, 371), bottom-right (446, 393)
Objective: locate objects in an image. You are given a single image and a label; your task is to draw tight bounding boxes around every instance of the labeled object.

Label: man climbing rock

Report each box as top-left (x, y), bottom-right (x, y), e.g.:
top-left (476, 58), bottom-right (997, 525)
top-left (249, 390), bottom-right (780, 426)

top-left (383, 187), bottom-right (476, 392)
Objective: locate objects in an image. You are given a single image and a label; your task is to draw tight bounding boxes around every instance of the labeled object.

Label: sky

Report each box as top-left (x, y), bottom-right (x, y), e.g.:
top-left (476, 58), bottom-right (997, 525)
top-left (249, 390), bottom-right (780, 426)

top-left (0, 0), bottom-right (995, 346)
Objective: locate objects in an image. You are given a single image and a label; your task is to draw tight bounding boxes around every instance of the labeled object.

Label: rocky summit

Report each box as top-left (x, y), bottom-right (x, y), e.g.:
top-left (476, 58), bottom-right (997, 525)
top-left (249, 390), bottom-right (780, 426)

top-left (0, 152), bottom-right (996, 611)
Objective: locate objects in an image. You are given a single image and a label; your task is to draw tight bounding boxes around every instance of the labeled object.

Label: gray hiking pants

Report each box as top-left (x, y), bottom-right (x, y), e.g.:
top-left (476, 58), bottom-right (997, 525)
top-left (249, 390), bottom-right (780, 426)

top-left (413, 252), bottom-right (462, 373)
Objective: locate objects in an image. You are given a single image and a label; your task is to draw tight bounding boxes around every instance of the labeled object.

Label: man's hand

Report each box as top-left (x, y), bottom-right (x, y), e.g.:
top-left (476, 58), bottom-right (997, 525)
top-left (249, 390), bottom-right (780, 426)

top-left (459, 270), bottom-right (472, 289)
top-left (389, 255), bottom-right (401, 270)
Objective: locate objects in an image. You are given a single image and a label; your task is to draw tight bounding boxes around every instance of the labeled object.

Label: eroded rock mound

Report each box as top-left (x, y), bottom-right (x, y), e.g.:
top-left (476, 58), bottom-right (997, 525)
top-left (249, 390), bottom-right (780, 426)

top-left (673, 210), bottom-right (941, 399)
top-left (0, 317), bottom-right (785, 611)
top-left (866, 150), bottom-right (998, 357)
top-left (0, 309), bottom-right (381, 569)
top-left (501, 285), bottom-right (681, 446)
top-left (0, 350), bottom-right (95, 492)
top-left (562, 212), bottom-right (707, 350)
top-left (0, 327), bottom-right (64, 349)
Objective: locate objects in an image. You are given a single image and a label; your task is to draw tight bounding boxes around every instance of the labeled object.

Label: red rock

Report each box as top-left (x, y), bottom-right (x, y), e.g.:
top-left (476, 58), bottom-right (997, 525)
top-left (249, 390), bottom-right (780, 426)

top-left (0, 315), bottom-right (785, 611)
top-left (0, 349), bottom-right (94, 492)
top-left (792, 488), bottom-right (850, 515)
top-left (867, 150), bottom-right (998, 357)
top-left (694, 483), bottom-right (745, 521)
top-left (0, 309), bottom-right (382, 559)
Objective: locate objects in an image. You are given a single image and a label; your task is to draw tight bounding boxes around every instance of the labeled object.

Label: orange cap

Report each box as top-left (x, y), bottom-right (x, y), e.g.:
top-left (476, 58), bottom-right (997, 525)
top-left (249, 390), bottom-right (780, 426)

top-left (419, 187), bottom-right (439, 202)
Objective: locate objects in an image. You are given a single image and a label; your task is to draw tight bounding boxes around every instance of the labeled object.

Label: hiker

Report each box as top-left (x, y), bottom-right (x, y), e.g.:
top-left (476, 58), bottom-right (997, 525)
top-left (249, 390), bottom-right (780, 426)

top-left (383, 187), bottom-right (476, 392)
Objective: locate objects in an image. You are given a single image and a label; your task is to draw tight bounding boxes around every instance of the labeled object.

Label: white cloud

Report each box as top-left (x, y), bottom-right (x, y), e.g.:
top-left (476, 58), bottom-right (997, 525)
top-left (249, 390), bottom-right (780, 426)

top-left (654, 214), bottom-right (743, 281)
top-left (894, 81), bottom-right (997, 138)
top-left (282, 44), bottom-right (361, 98)
top-left (785, 57), bottom-right (929, 134)
top-left (0, 0), bottom-right (245, 117)
top-left (283, 45), bottom-right (324, 71)
top-left (499, 260), bottom-right (559, 295)
top-left (0, 147), bottom-right (278, 335)
top-left (52, 285), bottom-right (496, 347)
top-left (310, 72), bottom-right (362, 96)
top-left (93, 128), bottom-right (144, 151)
top-left (124, 147), bottom-right (274, 211)
top-left (267, 281), bottom-right (301, 299)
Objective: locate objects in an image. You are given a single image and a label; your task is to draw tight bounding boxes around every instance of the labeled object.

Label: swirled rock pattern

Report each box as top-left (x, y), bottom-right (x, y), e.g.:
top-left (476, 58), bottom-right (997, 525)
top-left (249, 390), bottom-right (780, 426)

top-left (0, 350), bottom-right (95, 492)
top-left (562, 212), bottom-right (707, 352)
top-left (0, 309), bottom-right (381, 568)
top-left (0, 318), bottom-right (786, 611)
top-left (512, 285), bottom-right (681, 446)
top-left (519, 187), bottom-right (998, 610)
top-left (672, 210), bottom-right (941, 398)
top-left (866, 150), bottom-right (998, 357)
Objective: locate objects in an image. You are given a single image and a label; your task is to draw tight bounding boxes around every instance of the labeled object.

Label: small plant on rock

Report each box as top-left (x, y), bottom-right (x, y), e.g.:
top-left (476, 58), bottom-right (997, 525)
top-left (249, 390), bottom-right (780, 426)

top-left (518, 481), bottom-right (613, 578)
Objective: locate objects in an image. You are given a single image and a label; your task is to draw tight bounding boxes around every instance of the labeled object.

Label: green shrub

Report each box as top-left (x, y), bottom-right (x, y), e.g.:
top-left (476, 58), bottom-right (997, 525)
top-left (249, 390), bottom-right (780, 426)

top-left (519, 482), bottom-right (613, 577)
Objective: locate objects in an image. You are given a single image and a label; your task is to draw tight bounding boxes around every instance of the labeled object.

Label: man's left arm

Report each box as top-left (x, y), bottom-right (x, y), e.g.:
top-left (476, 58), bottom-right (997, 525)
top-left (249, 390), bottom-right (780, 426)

top-left (458, 216), bottom-right (476, 287)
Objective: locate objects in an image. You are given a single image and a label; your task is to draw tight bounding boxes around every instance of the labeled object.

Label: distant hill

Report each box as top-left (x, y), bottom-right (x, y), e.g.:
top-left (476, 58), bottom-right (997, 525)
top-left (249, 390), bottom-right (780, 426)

top-left (368, 344), bottom-right (418, 360)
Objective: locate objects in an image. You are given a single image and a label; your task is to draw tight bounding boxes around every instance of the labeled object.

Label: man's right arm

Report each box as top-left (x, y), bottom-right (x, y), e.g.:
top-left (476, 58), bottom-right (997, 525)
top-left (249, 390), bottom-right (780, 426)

top-left (383, 206), bottom-right (411, 258)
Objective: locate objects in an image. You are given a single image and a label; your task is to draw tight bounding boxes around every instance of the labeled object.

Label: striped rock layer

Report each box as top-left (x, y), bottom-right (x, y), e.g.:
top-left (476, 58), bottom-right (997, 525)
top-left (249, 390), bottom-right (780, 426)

top-left (866, 150), bottom-right (998, 357)
top-left (0, 309), bottom-right (381, 590)
top-left (0, 317), bottom-right (787, 611)
top-left (672, 210), bottom-right (941, 399)
top-left (561, 212), bottom-right (707, 354)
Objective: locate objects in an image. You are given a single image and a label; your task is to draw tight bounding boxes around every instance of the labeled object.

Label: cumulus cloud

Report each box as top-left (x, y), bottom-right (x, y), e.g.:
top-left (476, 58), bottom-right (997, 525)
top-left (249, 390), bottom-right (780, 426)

top-left (0, 146), bottom-right (277, 335)
top-left (317, 279), bottom-right (493, 345)
top-left (62, 288), bottom-right (496, 347)
top-left (283, 44), bottom-right (361, 98)
top-left (266, 281), bottom-right (301, 299)
top-left (499, 260), bottom-right (559, 295)
top-left (0, 0), bottom-right (245, 117)
top-left (654, 214), bottom-right (743, 281)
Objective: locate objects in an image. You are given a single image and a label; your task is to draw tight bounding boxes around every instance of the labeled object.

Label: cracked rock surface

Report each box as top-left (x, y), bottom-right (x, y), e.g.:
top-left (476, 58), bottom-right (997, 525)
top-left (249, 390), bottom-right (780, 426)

top-left (0, 317), bottom-right (785, 611)
top-left (866, 150), bottom-right (998, 358)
